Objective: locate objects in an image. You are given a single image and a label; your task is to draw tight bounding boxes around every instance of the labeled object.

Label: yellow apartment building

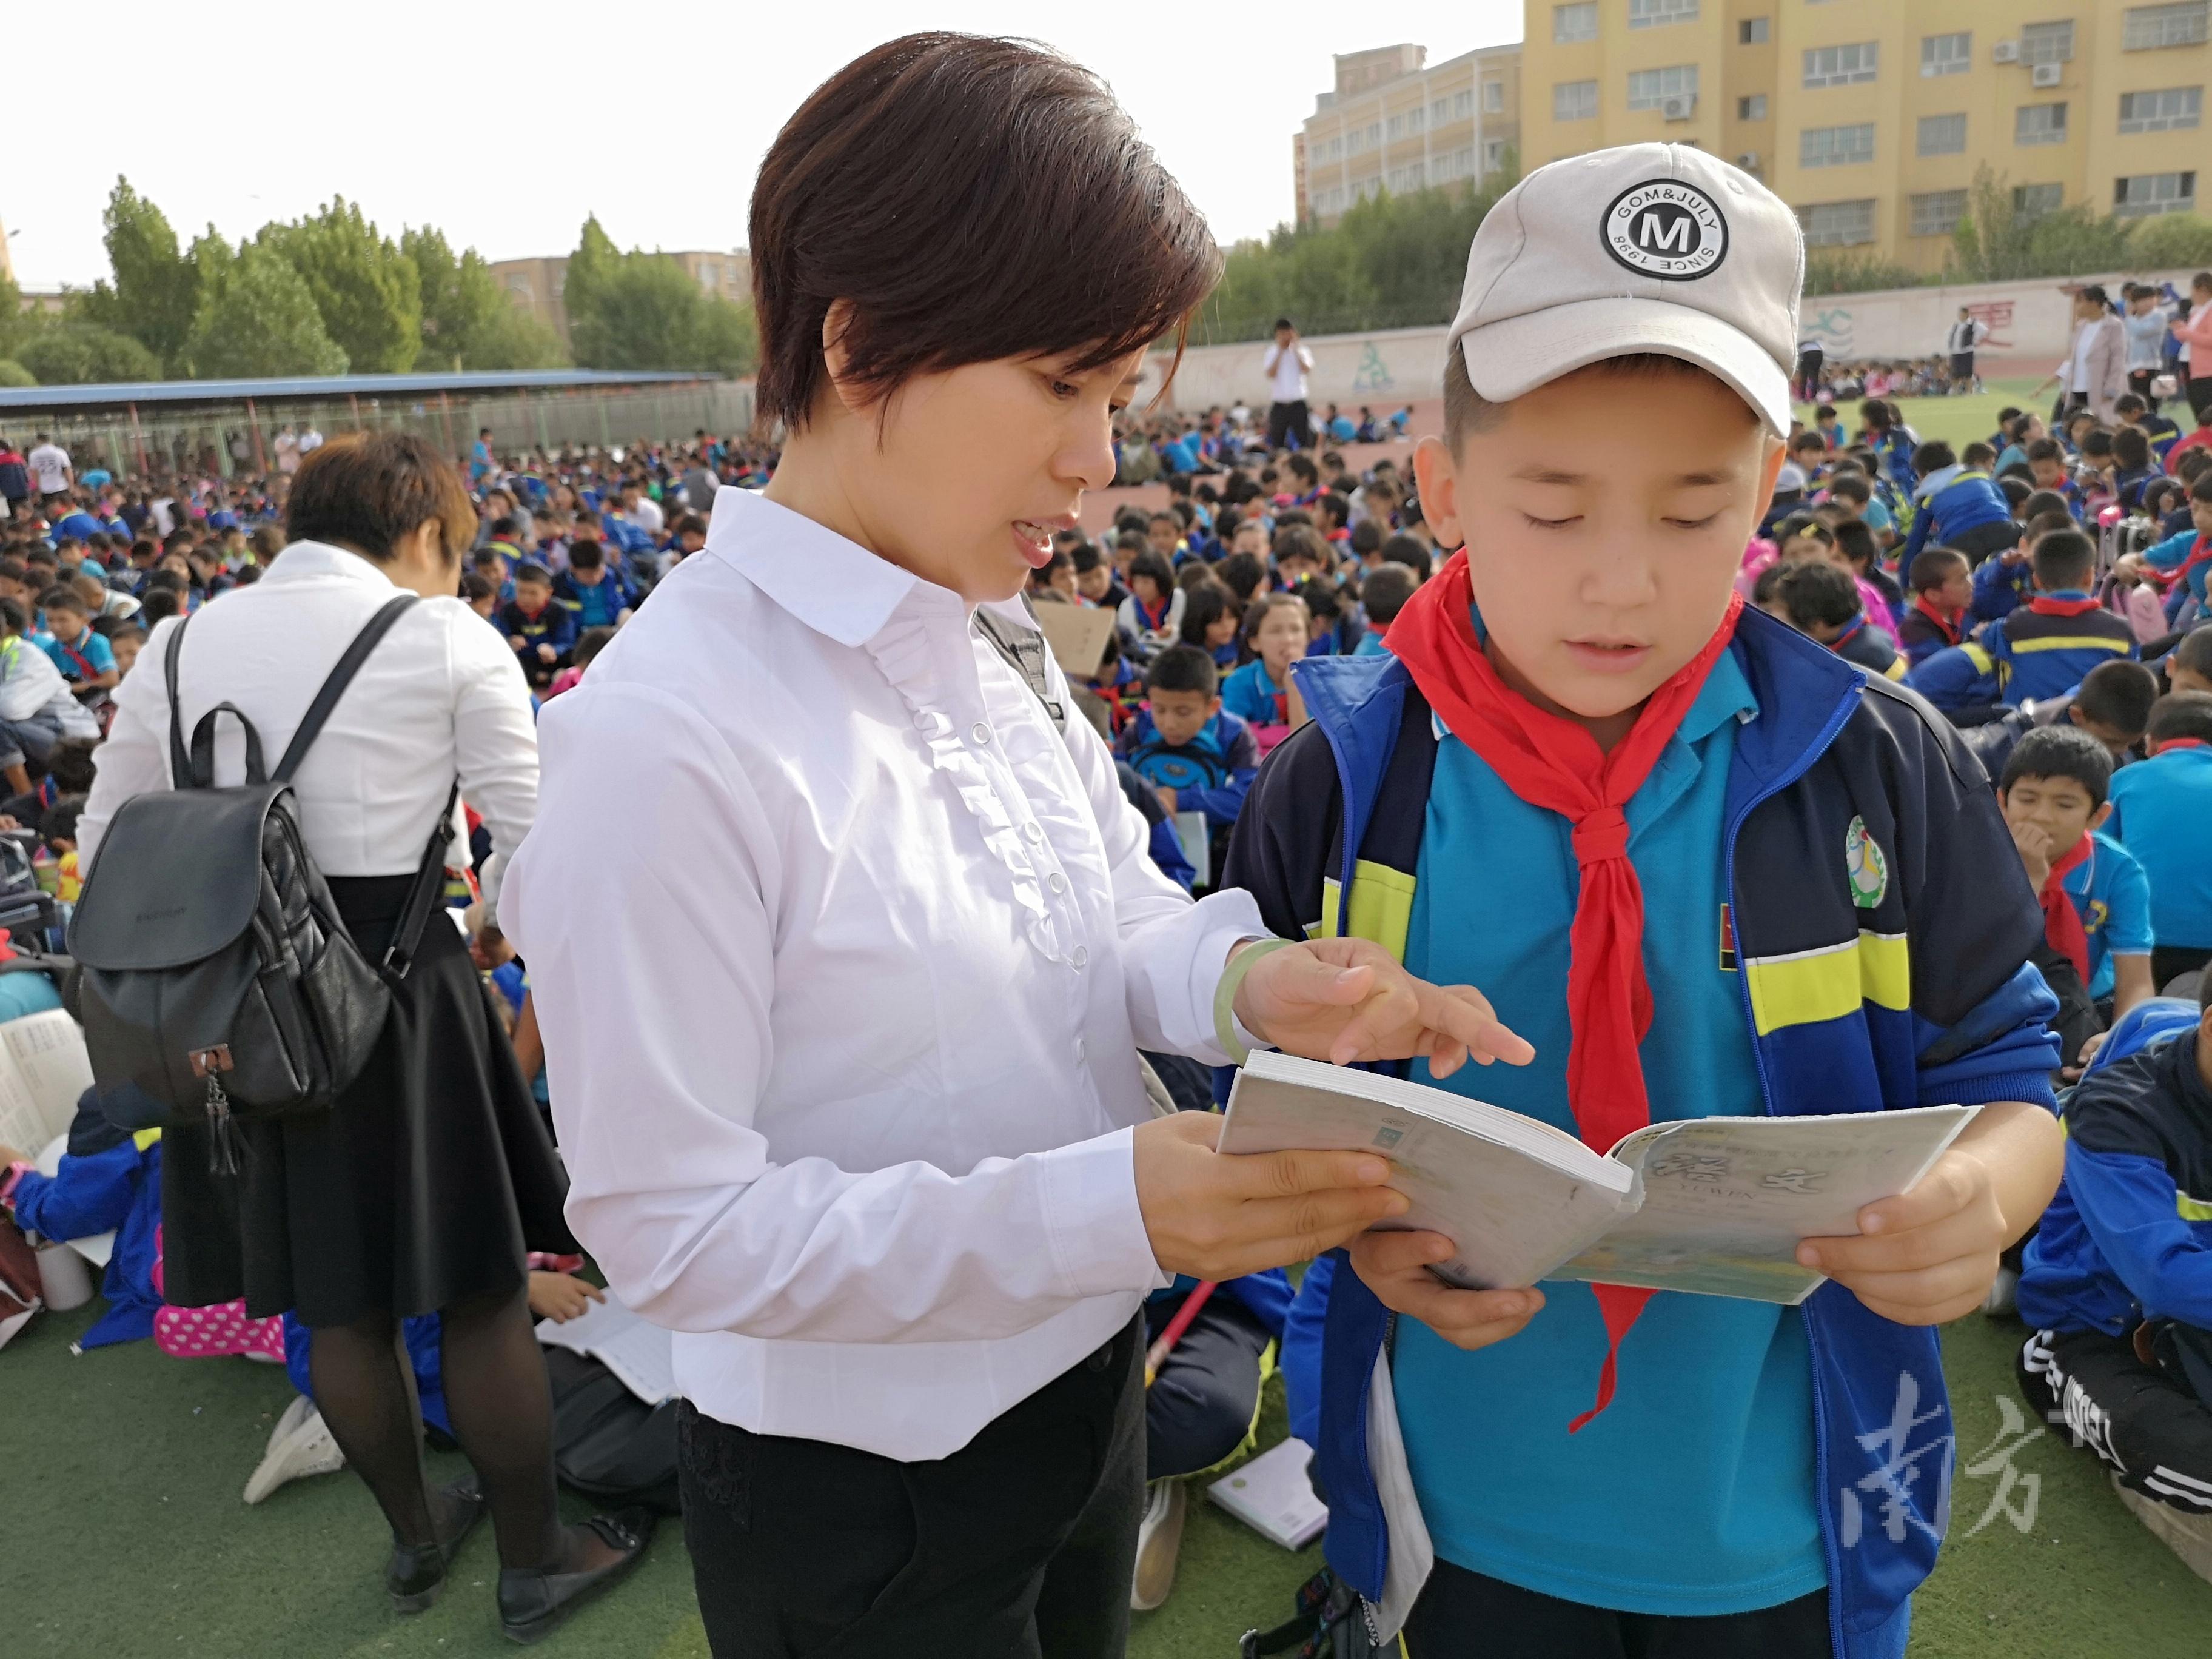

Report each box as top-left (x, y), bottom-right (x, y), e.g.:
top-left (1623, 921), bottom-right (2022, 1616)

top-left (1298, 43), bottom-right (1525, 226)
top-left (1513, 1), bottom-right (2212, 272)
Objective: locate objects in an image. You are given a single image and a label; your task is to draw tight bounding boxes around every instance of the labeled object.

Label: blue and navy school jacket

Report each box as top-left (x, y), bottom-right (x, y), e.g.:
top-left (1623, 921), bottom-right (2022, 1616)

top-left (2019, 1002), bottom-right (2212, 1339)
top-left (1981, 598), bottom-right (2137, 708)
top-left (1903, 639), bottom-right (2005, 723)
top-left (1903, 467), bottom-right (2014, 565)
top-left (1219, 606), bottom-right (2059, 1656)
top-left (552, 567), bottom-right (633, 631)
top-left (1116, 709), bottom-right (1259, 831)
top-left (1968, 555), bottom-right (2033, 628)
top-left (8, 1091), bottom-right (164, 1350)
top-left (498, 597), bottom-right (577, 665)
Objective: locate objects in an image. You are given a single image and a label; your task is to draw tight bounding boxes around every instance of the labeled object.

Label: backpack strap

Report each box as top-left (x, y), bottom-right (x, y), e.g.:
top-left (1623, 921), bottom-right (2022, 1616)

top-left (163, 617), bottom-right (192, 789)
top-left (272, 594), bottom-right (420, 783)
top-left (378, 777), bottom-right (461, 985)
top-left (972, 598), bottom-right (1066, 732)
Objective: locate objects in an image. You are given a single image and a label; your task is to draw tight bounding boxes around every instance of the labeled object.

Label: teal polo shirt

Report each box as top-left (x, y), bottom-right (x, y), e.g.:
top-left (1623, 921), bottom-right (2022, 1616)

top-left (2060, 831), bottom-right (2153, 997)
top-left (1392, 644), bottom-right (1827, 1615)
top-left (2106, 751), bottom-right (2212, 949)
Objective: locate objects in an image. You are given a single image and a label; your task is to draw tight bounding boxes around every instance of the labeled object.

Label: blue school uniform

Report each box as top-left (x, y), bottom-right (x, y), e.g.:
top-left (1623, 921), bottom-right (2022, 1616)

top-left (1982, 595), bottom-right (2139, 708)
top-left (2060, 831), bottom-right (2154, 998)
top-left (1115, 709), bottom-right (1258, 831)
top-left (40, 628), bottom-right (115, 684)
top-left (1220, 659), bottom-right (1291, 727)
top-left (1968, 554), bottom-right (2033, 627)
top-left (1903, 638), bottom-right (2003, 716)
top-left (8, 1091), bottom-right (164, 1350)
top-left (2108, 745), bottom-right (2212, 951)
top-left (2143, 528), bottom-right (2212, 626)
top-left (553, 568), bottom-right (632, 631)
top-left (498, 598), bottom-right (577, 670)
top-left (1902, 466), bottom-right (2013, 565)
top-left (53, 511), bottom-right (103, 544)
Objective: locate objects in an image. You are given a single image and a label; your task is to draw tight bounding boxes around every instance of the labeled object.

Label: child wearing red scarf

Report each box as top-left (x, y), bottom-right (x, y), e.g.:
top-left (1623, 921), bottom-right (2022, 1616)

top-left (1222, 143), bottom-right (2067, 1658)
top-left (1898, 547), bottom-right (1971, 668)
top-left (1981, 529), bottom-right (2140, 708)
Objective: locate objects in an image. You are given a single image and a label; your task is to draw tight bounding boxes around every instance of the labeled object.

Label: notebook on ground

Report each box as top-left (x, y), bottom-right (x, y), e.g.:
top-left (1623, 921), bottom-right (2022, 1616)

top-left (1207, 1436), bottom-right (1328, 1550)
top-left (1218, 1050), bottom-right (1980, 1305)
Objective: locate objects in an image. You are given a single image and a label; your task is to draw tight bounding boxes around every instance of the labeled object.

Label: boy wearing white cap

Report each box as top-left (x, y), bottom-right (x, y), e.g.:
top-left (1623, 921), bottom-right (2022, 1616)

top-left (1224, 146), bottom-right (2066, 1656)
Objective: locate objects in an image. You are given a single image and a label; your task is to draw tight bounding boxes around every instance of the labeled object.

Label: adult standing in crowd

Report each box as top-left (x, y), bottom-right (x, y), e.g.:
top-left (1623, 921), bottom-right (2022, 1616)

top-left (1946, 306), bottom-right (1987, 395)
top-left (2037, 284), bottom-right (2126, 425)
top-left (1262, 316), bottom-right (1315, 451)
top-left (26, 431), bottom-right (71, 506)
top-left (504, 33), bottom-right (1525, 1659)
top-left (2123, 283), bottom-right (2175, 409)
top-left (2172, 272), bottom-right (2212, 424)
top-left (78, 434), bottom-right (652, 1643)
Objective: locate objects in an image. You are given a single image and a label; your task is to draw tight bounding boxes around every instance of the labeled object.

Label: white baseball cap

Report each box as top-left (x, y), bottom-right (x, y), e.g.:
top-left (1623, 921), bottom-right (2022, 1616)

top-left (1447, 143), bottom-right (1805, 437)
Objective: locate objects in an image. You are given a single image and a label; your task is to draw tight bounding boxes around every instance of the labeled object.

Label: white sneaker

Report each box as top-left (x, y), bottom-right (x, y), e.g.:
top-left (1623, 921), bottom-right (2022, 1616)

top-left (243, 1394), bottom-right (346, 1504)
top-left (1982, 1266), bottom-right (2020, 1319)
top-left (1130, 1479), bottom-right (1187, 1613)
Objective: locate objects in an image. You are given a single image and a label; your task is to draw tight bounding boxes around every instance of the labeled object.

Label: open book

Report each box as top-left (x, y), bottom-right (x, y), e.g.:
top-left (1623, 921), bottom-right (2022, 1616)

top-left (1218, 1051), bottom-right (1980, 1305)
top-left (534, 1290), bottom-right (677, 1406)
top-left (0, 1011), bottom-right (93, 1159)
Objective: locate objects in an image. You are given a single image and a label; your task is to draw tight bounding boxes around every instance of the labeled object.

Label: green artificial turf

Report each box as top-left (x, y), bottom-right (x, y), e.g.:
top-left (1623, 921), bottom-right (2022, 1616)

top-left (1794, 377), bottom-right (2049, 461)
top-left (9, 1289), bottom-right (2212, 1658)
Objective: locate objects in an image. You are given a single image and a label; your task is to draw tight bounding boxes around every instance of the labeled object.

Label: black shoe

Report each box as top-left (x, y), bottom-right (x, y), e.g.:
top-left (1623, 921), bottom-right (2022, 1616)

top-left (386, 1474), bottom-right (489, 1614)
top-left (497, 1510), bottom-right (655, 1645)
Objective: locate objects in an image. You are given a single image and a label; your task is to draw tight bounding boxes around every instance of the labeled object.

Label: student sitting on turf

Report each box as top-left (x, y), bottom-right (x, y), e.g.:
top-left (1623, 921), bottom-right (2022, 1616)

top-left (1985, 528), bottom-right (2141, 707)
top-left (2142, 472), bottom-right (2212, 632)
top-left (1115, 645), bottom-right (1258, 877)
top-left (1219, 592), bottom-right (1309, 752)
top-left (1961, 658), bottom-right (2160, 783)
top-left (1224, 144), bottom-right (2063, 1658)
top-left (1176, 581), bottom-right (1243, 669)
top-left (2016, 985), bottom-right (2212, 1531)
top-left (2001, 726), bottom-right (2156, 1035)
top-left (500, 561), bottom-right (575, 689)
top-left (551, 538), bottom-right (634, 632)
top-left (1899, 547), bottom-right (1972, 666)
top-left (1352, 561), bottom-right (1418, 655)
top-left (37, 585), bottom-right (118, 694)
top-left (1903, 440), bottom-right (2020, 568)
top-left (2108, 692), bottom-right (2212, 987)
top-left (1118, 549), bottom-right (1184, 658)
top-left (1776, 559), bottom-right (1905, 679)
top-left (0, 1089), bottom-right (164, 1350)
top-left (2166, 626), bottom-right (2212, 698)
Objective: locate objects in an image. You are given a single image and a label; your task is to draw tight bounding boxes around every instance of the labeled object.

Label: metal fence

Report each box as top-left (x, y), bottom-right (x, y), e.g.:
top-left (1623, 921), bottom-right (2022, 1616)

top-left (0, 380), bottom-right (757, 483)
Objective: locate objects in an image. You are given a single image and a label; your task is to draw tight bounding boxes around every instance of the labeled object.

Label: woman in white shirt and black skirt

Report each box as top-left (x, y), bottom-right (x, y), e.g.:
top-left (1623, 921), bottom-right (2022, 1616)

top-left (79, 435), bottom-right (651, 1643)
top-left (503, 34), bottom-right (1526, 1659)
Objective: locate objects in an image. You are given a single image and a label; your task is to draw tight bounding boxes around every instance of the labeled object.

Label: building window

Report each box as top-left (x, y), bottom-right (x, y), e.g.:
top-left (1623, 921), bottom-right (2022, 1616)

top-left (506, 277), bottom-right (532, 299)
top-left (1554, 1), bottom-right (1598, 43)
top-left (1910, 190), bottom-right (1969, 237)
top-left (1628, 0), bottom-right (1698, 26)
top-left (1453, 89), bottom-right (1475, 119)
top-left (2014, 182), bottom-right (2065, 218)
top-left (2020, 21), bottom-right (2076, 66)
top-left (1430, 97), bottom-right (1450, 126)
top-left (1484, 138), bottom-right (1510, 172)
top-left (1800, 199), bottom-right (1877, 246)
top-left (2120, 87), bottom-right (2203, 133)
top-left (1917, 113), bottom-right (1968, 156)
top-left (1738, 93), bottom-right (1768, 120)
top-left (1740, 17), bottom-right (1769, 44)
top-left (2116, 170), bottom-right (2199, 216)
top-left (1387, 164), bottom-right (1425, 193)
top-left (1921, 32), bottom-right (1971, 76)
top-left (1801, 123), bottom-right (1876, 168)
top-left (1555, 79), bottom-right (1600, 121)
top-left (1409, 106), bottom-right (1427, 133)
top-left (2125, 2), bottom-right (2210, 49)
top-left (1483, 79), bottom-right (1504, 113)
top-left (1627, 64), bottom-right (1700, 110)
top-left (2016, 102), bottom-right (2068, 146)
top-left (1386, 113), bottom-right (1406, 140)
top-left (1803, 43), bottom-right (1879, 89)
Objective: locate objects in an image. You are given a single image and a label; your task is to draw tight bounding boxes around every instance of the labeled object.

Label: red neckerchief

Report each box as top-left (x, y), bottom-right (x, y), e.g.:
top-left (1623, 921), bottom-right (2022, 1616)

top-left (1911, 597), bottom-right (1962, 648)
top-left (1136, 594), bottom-right (1170, 633)
top-left (1365, 622), bottom-right (1390, 650)
top-left (56, 637), bottom-right (97, 680)
top-left (1387, 549), bottom-right (1744, 1431)
top-left (2028, 594), bottom-right (2102, 617)
top-left (2171, 534), bottom-right (2212, 592)
top-left (2040, 834), bottom-right (2094, 985)
top-left (1831, 614), bottom-right (1868, 652)
top-left (1253, 662), bottom-right (1290, 725)
top-left (2157, 737), bottom-right (2208, 753)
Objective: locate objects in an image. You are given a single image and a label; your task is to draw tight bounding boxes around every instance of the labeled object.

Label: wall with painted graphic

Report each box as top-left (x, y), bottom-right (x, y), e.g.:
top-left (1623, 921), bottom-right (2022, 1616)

top-left (1158, 269), bottom-right (2206, 409)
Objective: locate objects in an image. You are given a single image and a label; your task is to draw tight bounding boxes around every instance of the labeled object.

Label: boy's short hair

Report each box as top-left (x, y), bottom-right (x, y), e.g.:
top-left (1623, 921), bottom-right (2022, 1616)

top-left (2177, 449), bottom-right (2212, 484)
top-left (2114, 427), bottom-right (2151, 471)
top-left (38, 584), bottom-right (86, 617)
top-left (514, 561), bottom-right (554, 588)
top-left (1825, 472), bottom-right (1871, 506)
top-left (1962, 442), bottom-right (1997, 470)
top-left (1381, 534), bottom-right (1432, 582)
top-left (1788, 430), bottom-right (1826, 455)
top-left (2002, 724), bottom-right (2114, 808)
top-left (1173, 560), bottom-right (1216, 592)
top-left (749, 35), bottom-right (1215, 432)
top-left (2114, 393), bottom-right (2148, 418)
top-left (2075, 660), bottom-right (2160, 739)
top-left (1349, 519), bottom-right (1384, 557)
top-left (2080, 429), bottom-right (2116, 463)
top-left (1215, 551), bottom-right (1266, 600)
top-left (1069, 541), bottom-right (1103, 575)
top-left (139, 590), bottom-right (181, 626)
top-left (1908, 547), bottom-right (1969, 592)
top-left (568, 538), bottom-right (605, 571)
top-left (572, 626), bottom-right (618, 671)
top-left (2191, 472), bottom-right (2212, 508)
top-left (1443, 346), bottom-right (1720, 452)
top-left (2025, 438), bottom-right (2065, 466)
top-left (1272, 524), bottom-right (1330, 569)
top-left (1998, 474), bottom-right (2033, 507)
top-left (2176, 625), bottom-right (2212, 682)
top-left (2031, 529), bottom-right (2094, 590)
top-left (1831, 517), bottom-right (1879, 571)
top-left (459, 572), bottom-right (495, 604)
top-left (1144, 643), bottom-right (1218, 699)
top-left (1315, 491), bottom-right (1350, 528)
top-left (1359, 561), bottom-right (1418, 626)
top-left (1911, 440), bottom-right (1956, 476)
top-left (2150, 690), bottom-right (2212, 748)
top-left (47, 740), bottom-right (99, 796)
top-left (42, 797), bottom-right (82, 847)
top-left (1777, 561), bottom-right (1861, 631)
top-left (2021, 494), bottom-right (2071, 529)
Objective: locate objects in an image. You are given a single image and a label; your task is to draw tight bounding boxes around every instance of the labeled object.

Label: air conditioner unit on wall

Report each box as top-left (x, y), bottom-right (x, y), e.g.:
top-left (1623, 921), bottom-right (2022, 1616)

top-left (1661, 93), bottom-right (1697, 121)
top-left (2031, 62), bottom-right (2063, 87)
top-left (1737, 152), bottom-right (1761, 170)
top-left (1992, 39), bottom-right (2021, 64)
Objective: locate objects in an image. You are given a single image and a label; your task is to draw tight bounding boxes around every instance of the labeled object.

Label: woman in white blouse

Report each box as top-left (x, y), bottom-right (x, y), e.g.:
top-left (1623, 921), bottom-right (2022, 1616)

top-left (79, 435), bottom-right (650, 1640)
top-left (503, 35), bottom-right (1522, 1659)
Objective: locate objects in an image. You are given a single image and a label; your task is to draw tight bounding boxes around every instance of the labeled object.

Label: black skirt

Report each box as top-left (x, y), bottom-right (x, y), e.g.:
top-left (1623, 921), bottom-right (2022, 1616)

top-left (159, 874), bottom-right (575, 1327)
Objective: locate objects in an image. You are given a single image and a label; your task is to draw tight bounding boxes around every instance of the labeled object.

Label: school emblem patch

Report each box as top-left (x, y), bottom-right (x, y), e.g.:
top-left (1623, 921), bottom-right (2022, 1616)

top-left (1844, 816), bottom-right (1888, 910)
top-left (1601, 179), bottom-right (1729, 281)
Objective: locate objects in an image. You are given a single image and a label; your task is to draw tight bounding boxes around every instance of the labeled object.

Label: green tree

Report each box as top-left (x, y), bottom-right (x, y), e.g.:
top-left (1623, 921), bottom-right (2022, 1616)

top-left (258, 198), bottom-right (421, 373)
top-left (1804, 250), bottom-right (1927, 295)
top-left (564, 220), bottom-right (756, 374)
top-left (0, 360), bottom-right (35, 389)
top-left (73, 177), bottom-right (198, 370)
top-left (15, 322), bottom-right (161, 384)
top-left (406, 227), bottom-right (568, 370)
top-left (0, 268), bottom-right (24, 361)
top-left (182, 242), bottom-right (349, 378)
top-left (1950, 165), bottom-right (2133, 283)
top-left (2127, 213), bottom-right (2212, 270)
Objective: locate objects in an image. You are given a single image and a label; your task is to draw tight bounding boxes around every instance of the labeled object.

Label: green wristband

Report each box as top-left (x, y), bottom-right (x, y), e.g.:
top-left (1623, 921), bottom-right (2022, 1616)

top-left (1215, 937), bottom-right (1298, 1066)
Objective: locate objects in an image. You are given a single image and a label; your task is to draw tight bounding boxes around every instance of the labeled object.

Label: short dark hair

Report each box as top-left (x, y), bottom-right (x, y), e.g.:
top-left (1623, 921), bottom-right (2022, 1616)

top-left (42, 797), bottom-right (82, 848)
top-left (568, 538), bottom-right (605, 572)
top-left (1911, 440), bottom-right (1956, 475)
top-left (2075, 660), bottom-right (2159, 739)
top-left (459, 572), bottom-right (495, 604)
top-left (2114, 427), bottom-right (2151, 471)
top-left (1272, 524), bottom-right (1330, 569)
top-left (2032, 529), bottom-right (2094, 590)
top-left (2176, 625), bottom-right (2212, 680)
top-left (2081, 428), bottom-right (2116, 461)
top-left (1778, 561), bottom-right (1862, 631)
top-left (1831, 517), bottom-right (1879, 572)
top-left (1315, 491), bottom-right (1350, 529)
top-left (572, 626), bottom-right (618, 671)
top-left (37, 584), bottom-right (85, 618)
top-left (1359, 561), bottom-right (1417, 626)
top-left (1145, 643), bottom-right (1218, 698)
top-left (513, 561), bottom-right (553, 588)
top-left (1350, 519), bottom-right (1384, 557)
top-left (1380, 534), bottom-right (1432, 582)
top-left (139, 589), bottom-right (181, 626)
top-left (47, 739), bottom-right (99, 796)
top-left (2025, 438), bottom-right (2065, 466)
top-left (2191, 471), bottom-right (2212, 507)
top-left (286, 432), bottom-right (477, 565)
top-left (1215, 551), bottom-right (1266, 601)
top-left (2150, 689), bottom-right (2212, 748)
top-left (1825, 472), bottom-right (1871, 505)
top-left (1962, 442), bottom-right (1997, 470)
top-left (2002, 724), bottom-right (2114, 807)
top-left (1908, 548), bottom-right (1969, 592)
top-left (2114, 393), bottom-right (2148, 418)
top-left (748, 33), bottom-right (1218, 432)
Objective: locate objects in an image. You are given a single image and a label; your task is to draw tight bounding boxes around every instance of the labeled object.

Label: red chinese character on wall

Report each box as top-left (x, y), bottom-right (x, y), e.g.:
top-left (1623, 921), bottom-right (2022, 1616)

top-left (1964, 301), bottom-right (2015, 349)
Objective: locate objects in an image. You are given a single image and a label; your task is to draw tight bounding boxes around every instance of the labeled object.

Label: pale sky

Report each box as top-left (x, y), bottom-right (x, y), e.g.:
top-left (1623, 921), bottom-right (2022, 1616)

top-left (7, 0), bottom-right (1522, 292)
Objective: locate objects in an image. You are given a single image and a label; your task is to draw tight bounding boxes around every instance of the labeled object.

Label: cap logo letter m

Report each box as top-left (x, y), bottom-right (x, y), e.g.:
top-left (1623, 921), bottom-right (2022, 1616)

top-left (1603, 179), bottom-right (1731, 281)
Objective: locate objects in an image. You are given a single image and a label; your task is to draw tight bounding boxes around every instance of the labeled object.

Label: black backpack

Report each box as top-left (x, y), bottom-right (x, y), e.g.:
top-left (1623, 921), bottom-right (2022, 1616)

top-left (71, 596), bottom-right (458, 1171)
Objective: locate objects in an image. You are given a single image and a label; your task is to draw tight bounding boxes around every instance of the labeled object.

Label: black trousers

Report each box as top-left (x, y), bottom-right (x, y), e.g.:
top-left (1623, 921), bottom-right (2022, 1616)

top-left (677, 1315), bottom-right (1146, 1658)
top-left (2189, 370), bottom-right (2212, 424)
top-left (1954, 517), bottom-right (2022, 568)
top-left (2152, 943), bottom-right (2212, 991)
top-left (1269, 400), bottom-right (1310, 451)
top-left (1144, 1290), bottom-right (1275, 1481)
top-left (1794, 349), bottom-right (1823, 400)
top-left (2131, 367), bottom-right (2164, 409)
top-left (1404, 1559), bottom-right (1830, 1659)
top-left (1951, 351), bottom-right (1977, 384)
top-left (2019, 1325), bottom-right (2212, 1513)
